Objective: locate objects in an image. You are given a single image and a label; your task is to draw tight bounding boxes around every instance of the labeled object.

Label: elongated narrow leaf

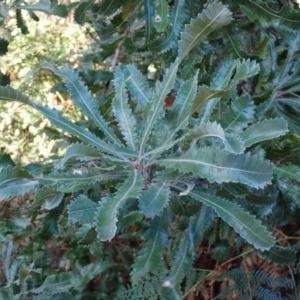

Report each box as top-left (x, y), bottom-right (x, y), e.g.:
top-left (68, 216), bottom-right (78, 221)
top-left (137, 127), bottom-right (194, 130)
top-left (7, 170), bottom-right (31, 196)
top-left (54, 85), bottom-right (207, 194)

top-left (123, 65), bottom-right (153, 108)
top-left (0, 166), bottom-right (38, 199)
top-left (131, 210), bottom-right (170, 284)
top-left (32, 273), bottom-right (73, 294)
top-left (43, 62), bottom-right (120, 145)
top-left (184, 121), bottom-right (245, 154)
top-left (144, 0), bottom-right (155, 42)
top-left (178, 2), bottom-right (232, 63)
top-left (0, 85), bottom-right (35, 106)
top-left (241, 118), bottom-right (289, 147)
top-left (241, 0), bottom-right (300, 32)
top-left (16, 10), bottom-right (29, 34)
top-left (167, 72), bottom-right (198, 132)
top-left (40, 170), bottom-right (127, 193)
top-left (113, 65), bottom-right (138, 150)
top-left (150, 0), bottom-right (186, 53)
top-left (189, 189), bottom-right (275, 250)
top-left (153, 0), bottom-right (169, 32)
top-left (58, 143), bottom-right (102, 169)
top-left (140, 62), bottom-right (178, 157)
top-left (99, 0), bottom-right (123, 16)
top-left (30, 187), bottom-right (64, 210)
top-left (35, 104), bottom-right (134, 161)
top-left (95, 170), bottom-right (144, 241)
top-left (158, 147), bottom-right (273, 188)
top-left (221, 96), bottom-right (255, 132)
top-left (161, 205), bottom-right (215, 297)
top-left (18, 3), bottom-right (68, 17)
top-left (139, 181), bottom-right (170, 218)
top-left (68, 195), bottom-right (98, 225)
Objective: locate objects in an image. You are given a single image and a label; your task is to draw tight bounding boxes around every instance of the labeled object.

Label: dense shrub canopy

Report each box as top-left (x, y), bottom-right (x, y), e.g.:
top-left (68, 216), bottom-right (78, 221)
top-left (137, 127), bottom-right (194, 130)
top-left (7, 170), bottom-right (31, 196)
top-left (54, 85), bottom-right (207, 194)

top-left (0, 0), bottom-right (300, 299)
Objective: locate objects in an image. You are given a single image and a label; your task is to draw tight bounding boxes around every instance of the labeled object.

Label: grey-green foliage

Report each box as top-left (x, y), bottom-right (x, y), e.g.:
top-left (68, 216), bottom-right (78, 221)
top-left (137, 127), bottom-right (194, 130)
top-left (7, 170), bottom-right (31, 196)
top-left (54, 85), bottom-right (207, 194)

top-left (1, 0), bottom-right (300, 299)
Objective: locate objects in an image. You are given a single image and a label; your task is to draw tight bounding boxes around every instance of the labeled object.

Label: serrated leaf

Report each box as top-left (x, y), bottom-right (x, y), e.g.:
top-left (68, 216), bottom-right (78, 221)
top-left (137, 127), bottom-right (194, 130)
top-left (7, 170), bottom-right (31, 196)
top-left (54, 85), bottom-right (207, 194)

top-left (18, 3), bottom-right (68, 17)
top-left (221, 96), bottom-right (255, 132)
top-left (99, 0), bottom-right (123, 16)
top-left (122, 65), bottom-right (153, 108)
top-left (39, 170), bottom-right (126, 193)
top-left (58, 143), bottom-right (102, 169)
top-left (131, 210), bottom-right (169, 284)
top-left (184, 121), bottom-right (245, 154)
top-left (68, 195), bottom-right (98, 225)
top-left (32, 273), bottom-right (73, 294)
top-left (150, 0), bottom-right (186, 53)
top-left (189, 189), bottom-right (275, 250)
top-left (95, 170), bottom-right (144, 241)
top-left (0, 86), bottom-right (134, 161)
top-left (140, 62), bottom-right (178, 157)
top-left (0, 38), bottom-right (8, 56)
top-left (139, 181), bottom-right (170, 218)
top-left (241, 118), bottom-right (289, 147)
top-left (16, 10), bottom-right (29, 34)
top-left (158, 147), bottom-right (273, 188)
top-left (153, 0), bottom-right (169, 32)
top-left (113, 65), bottom-right (138, 150)
top-left (241, 0), bottom-right (300, 32)
top-left (43, 62), bottom-right (120, 146)
top-left (178, 2), bottom-right (232, 63)
top-left (30, 187), bottom-right (64, 210)
top-left (0, 166), bottom-right (38, 199)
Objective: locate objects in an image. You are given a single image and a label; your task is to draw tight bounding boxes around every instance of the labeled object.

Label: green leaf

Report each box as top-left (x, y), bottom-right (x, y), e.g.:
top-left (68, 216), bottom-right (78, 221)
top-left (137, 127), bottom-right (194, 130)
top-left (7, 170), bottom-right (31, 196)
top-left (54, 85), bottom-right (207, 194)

top-left (158, 147), bottom-right (273, 188)
top-left (240, 118), bottom-right (289, 147)
top-left (122, 65), bottom-right (153, 108)
top-left (241, 0), bottom-right (300, 32)
top-left (140, 62), bottom-right (178, 157)
top-left (153, 0), bottom-right (169, 32)
top-left (74, 0), bottom-right (95, 24)
top-left (189, 189), bottom-right (275, 251)
top-left (220, 96), bottom-right (255, 132)
top-left (0, 85), bottom-right (35, 106)
top-left (144, 0), bottom-right (155, 42)
top-left (259, 246), bottom-right (297, 265)
top-left (161, 205), bottom-right (215, 297)
top-left (0, 39), bottom-right (8, 56)
top-left (99, 0), bottom-right (123, 16)
top-left (184, 121), bottom-right (245, 154)
top-left (178, 2), bottom-right (232, 63)
top-left (68, 195), bottom-right (98, 225)
top-left (32, 273), bottom-right (73, 294)
top-left (43, 62), bottom-right (120, 146)
top-left (74, 263), bottom-right (114, 292)
top-left (150, 0), bottom-right (186, 53)
top-left (113, 65), bottom-right (138, 150)
top-left (0, 166), bottom-right (38, 199)
top-left (16, 10), bottom-right (29, 34)
top-left (139, 181), bottom-right (170, 218)
top-left (39, 170), bottom-right (126, 193)
top-left (58, 143), bottom-right (102, 169)
top-left (95, 170), bottom-right (144, 241)
top-left (18, 3), bottom-right (68, 17)
top-left (30, 187), bottom-right (64, 210)
top-left (131, 210), bottom-right (170, 284)
top-left (191, 59), bottom-right (260, 114)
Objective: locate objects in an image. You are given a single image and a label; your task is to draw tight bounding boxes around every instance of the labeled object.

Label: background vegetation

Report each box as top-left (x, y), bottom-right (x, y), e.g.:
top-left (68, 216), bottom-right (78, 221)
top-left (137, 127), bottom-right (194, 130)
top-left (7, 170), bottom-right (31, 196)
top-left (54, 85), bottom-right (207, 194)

top-left (1, 0), bottom-right (300, 299)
